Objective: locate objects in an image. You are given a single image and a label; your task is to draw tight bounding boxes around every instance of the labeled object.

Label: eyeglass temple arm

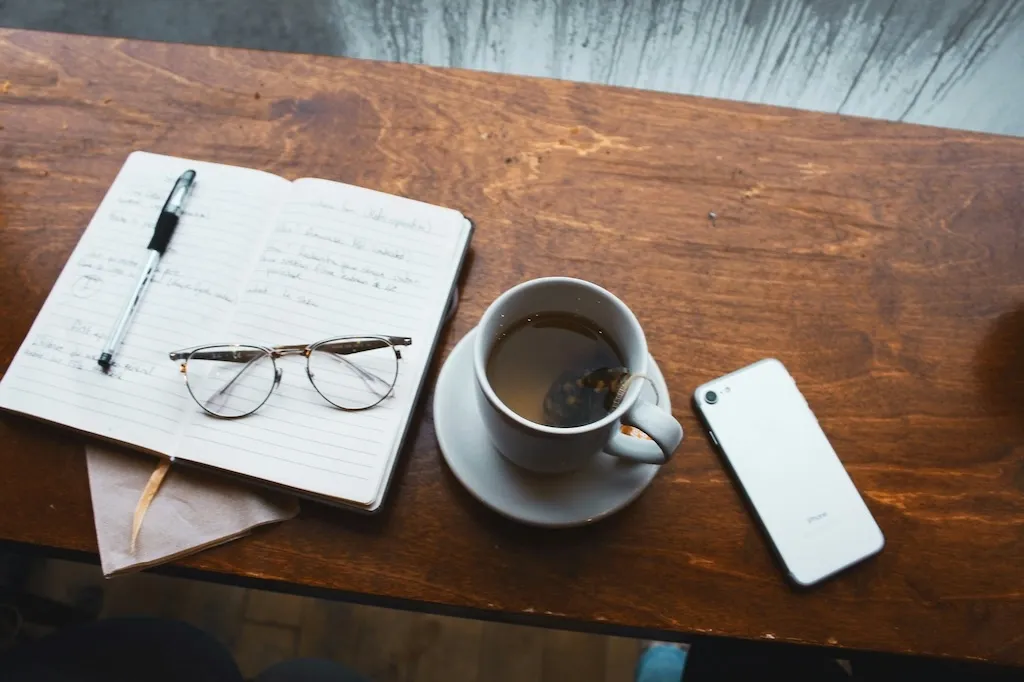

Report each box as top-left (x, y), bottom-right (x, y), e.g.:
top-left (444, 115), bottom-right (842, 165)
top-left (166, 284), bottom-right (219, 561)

top-left (322, 351), bottom-right (392, 390)
top-left (206, 352), bottom-right (271, 407)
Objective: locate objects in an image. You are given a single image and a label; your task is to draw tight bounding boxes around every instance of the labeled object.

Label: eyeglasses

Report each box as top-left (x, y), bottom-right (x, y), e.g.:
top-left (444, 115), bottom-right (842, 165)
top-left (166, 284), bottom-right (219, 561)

top-left (169, 335), bottom-right (411, 419)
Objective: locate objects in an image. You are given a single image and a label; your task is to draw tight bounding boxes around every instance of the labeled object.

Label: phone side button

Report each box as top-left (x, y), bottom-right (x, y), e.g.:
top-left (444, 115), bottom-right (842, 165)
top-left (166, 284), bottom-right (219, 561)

top-left (708, 431), bottom-right (719, 447)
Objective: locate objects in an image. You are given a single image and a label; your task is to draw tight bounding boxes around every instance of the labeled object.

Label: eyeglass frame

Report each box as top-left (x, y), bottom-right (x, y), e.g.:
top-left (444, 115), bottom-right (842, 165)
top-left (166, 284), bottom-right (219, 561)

top-left (168, 335), bottom-right (412, 419)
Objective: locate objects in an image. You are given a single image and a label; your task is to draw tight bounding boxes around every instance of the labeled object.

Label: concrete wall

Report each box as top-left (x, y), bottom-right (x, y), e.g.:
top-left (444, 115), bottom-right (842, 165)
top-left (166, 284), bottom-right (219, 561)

top-left (1, 0), bottom-right (1021, 135)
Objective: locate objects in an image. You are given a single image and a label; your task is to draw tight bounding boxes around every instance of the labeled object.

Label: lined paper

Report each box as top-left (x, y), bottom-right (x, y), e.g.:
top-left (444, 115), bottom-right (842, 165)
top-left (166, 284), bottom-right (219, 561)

top-left (177, 178), bottom-right (471, 504)
top-left (0, 152), bottom-right (288, 453)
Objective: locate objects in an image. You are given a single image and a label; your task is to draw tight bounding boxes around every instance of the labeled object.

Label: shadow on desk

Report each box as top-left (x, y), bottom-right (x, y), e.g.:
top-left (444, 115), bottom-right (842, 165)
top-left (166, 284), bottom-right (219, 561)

top-left (975, 304), bottom-right (1024, 439)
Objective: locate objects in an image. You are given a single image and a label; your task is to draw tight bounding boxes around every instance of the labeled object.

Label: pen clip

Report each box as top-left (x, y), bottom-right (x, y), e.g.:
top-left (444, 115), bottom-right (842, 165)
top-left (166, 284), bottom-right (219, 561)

top-left (162, 170), bottom-right (196, 217)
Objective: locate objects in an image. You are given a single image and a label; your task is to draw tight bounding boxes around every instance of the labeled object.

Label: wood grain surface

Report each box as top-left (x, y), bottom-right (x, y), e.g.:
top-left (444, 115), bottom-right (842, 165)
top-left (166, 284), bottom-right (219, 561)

top-left (1, 29), bottom-right (1023, 666)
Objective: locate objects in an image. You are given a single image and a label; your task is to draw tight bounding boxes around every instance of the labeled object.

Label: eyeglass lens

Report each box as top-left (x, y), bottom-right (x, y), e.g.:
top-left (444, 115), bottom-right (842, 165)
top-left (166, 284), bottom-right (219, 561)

top-left (185, 345), bottom-right (276, 418)
top-left (307, 337), bottom-right (399, 410)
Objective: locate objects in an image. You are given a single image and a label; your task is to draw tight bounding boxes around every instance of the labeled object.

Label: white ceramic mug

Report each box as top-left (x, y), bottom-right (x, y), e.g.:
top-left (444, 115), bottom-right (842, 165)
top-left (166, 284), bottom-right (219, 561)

top-left (473, 277), bottom-right (684, 474)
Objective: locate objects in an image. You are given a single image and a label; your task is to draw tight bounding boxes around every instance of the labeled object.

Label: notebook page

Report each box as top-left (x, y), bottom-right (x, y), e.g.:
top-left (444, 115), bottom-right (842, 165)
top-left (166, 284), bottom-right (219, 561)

top-left (177, 178), bottom-right (470, 504)
top-left (0, 151), bottom-right (289, 454)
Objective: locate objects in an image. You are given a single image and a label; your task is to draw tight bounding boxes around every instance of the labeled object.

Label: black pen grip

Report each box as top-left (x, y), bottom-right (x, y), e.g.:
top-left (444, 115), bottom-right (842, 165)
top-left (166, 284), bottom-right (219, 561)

top-left (147, 212), bottom-right (179, 254)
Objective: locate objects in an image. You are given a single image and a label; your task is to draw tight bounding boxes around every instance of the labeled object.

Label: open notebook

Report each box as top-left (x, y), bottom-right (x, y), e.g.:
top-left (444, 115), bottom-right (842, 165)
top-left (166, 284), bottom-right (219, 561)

top-left (0, 152), bottom-right (473, 511)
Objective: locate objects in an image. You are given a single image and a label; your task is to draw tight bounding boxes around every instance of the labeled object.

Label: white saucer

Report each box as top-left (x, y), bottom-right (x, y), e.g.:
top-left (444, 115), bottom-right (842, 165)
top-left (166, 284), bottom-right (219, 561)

top-left (434, 327), bottom-right (671, 528)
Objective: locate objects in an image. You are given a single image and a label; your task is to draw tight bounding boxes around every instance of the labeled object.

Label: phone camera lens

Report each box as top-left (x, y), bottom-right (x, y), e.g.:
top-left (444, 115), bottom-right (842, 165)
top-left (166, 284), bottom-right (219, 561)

top-left (705, 391), bottom-right (718, 405)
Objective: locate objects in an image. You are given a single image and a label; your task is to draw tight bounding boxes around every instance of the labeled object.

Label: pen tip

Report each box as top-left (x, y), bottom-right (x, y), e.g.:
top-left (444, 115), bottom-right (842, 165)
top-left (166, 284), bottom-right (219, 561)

top-left (98, 353), bottom-right (112, 371)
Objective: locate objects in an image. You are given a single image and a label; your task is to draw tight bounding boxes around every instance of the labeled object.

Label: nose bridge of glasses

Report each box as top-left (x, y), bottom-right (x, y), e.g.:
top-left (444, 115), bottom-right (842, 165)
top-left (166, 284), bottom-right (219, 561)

top-left (270, 344), bottom-right (311, 358)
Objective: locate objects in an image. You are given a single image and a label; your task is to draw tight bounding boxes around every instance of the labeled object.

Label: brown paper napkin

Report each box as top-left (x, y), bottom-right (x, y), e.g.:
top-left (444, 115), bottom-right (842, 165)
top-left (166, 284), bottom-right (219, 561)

top-left (85, 445), bottom-right (299, 576)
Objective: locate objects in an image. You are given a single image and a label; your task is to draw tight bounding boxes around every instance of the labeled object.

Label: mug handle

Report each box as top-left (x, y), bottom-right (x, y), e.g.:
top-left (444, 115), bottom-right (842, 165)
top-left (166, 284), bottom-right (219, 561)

top-left (605, 400), bottom-right (683, 464)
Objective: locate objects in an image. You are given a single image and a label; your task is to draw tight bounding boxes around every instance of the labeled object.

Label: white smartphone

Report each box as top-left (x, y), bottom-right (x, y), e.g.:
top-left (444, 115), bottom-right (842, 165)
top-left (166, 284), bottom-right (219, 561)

top-left (693, 358), bottom-right (884, 586)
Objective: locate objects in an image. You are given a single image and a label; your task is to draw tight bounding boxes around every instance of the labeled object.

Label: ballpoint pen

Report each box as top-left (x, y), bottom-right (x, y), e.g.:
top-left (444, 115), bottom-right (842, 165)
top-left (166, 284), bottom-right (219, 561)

top-left (97, 170), bottom-right (197, 371)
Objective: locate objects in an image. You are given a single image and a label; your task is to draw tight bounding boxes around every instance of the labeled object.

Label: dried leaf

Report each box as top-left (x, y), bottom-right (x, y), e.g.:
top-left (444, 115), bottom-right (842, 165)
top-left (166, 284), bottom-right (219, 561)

top-left (130, 459), bottom-right (171, 553)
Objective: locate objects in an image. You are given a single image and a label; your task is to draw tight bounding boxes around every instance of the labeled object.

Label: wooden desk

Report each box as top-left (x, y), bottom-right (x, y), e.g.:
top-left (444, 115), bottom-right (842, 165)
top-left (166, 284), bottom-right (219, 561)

top-left (2, 29), bottom-right (1023, 667)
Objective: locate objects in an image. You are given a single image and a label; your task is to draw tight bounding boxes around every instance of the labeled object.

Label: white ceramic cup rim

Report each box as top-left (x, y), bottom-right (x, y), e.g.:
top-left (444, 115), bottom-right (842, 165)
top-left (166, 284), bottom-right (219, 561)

top-left (473, 277), bottom-right (649, 436)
